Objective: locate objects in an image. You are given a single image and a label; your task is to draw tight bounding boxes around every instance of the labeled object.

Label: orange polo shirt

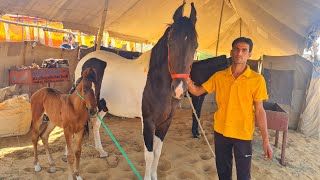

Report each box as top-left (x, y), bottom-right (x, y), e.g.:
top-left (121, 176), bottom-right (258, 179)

top-left (202, 65), bottom-right (268, 140)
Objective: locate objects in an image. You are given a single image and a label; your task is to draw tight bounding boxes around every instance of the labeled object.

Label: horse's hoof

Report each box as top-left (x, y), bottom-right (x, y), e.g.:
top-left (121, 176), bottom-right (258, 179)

top-left (61, 155), bottom-right (67, 162)
top-left (34, 163), bottom-right (42, 172)
top-left (76, 176), bottom-right (83, 180)
top-left (47, 166), bottom-right (56, 173)
top-left (99, 151), bottom-right (108, 158)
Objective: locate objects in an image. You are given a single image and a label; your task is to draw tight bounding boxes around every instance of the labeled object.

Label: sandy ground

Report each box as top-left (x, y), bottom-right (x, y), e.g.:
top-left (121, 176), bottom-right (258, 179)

top-left (0, 109), bottom-right (319, 180)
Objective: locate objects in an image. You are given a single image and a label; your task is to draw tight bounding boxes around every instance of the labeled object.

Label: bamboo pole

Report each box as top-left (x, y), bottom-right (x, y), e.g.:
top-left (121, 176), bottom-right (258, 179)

top-left (240, 18), bottom-right (242, 37)
top-left (215, 0), bottom-right (225, 56)
top-left (96, 0), bottom-right (109, 51)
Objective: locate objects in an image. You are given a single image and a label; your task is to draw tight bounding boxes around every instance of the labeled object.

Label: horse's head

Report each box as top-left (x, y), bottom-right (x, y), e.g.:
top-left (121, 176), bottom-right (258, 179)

top-left (81, 67), bottom-right (98, 117)
top-left (168, 2), bottom-right (198, 99)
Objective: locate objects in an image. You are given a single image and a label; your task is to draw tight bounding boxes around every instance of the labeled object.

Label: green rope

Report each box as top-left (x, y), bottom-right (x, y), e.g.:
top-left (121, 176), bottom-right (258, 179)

top-left (97, 114), bottom-right (143, 180)
top-left (76, 90), bottom-right (142, 180)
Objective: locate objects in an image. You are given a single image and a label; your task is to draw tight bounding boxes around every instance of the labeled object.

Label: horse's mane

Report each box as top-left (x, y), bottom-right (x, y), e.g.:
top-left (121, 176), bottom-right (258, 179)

top-left (149, 27), bottom-right (170, 71)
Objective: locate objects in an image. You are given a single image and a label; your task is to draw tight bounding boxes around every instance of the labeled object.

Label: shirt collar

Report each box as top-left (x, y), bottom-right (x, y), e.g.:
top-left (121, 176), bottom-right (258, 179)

top-left (227, 65), bottom-right (251, 77)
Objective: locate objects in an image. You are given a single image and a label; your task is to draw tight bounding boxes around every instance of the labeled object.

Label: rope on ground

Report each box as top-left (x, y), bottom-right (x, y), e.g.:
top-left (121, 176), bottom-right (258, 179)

top-left (97, 114), bottom-right (143, 180)
top-left (186, 91), bottom-right (216, 159)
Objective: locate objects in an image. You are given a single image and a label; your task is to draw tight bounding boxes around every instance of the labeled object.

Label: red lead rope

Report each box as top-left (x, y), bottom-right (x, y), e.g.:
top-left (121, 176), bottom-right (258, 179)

top-left (167, 45), bottom-right (190, 79)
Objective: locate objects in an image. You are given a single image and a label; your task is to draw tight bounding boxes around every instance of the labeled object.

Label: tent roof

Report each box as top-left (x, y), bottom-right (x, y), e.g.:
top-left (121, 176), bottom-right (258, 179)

top-left (1, 0), bottom-right (319, 59)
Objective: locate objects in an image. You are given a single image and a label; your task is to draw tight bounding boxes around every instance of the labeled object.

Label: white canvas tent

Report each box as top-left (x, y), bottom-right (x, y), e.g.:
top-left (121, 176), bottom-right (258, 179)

top-left (0, 0), bottom-right (319, 59)
top-left (0, 0), bottom-right (319, 137)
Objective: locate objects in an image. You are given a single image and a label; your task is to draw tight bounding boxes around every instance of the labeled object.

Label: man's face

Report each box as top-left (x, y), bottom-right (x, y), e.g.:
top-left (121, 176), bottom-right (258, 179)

top-left (230, 42), bottom-right (252, 64)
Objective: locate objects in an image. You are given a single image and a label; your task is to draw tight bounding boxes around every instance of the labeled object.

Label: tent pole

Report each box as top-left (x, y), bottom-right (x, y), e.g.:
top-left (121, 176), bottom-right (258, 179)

top-left (96, 0), bottom-right (109, 51)
top-left (240, 18), bottom-right (242, 37)
top-left (258, 54), bottom-right (264, 74)
top-left (215, 0), bottom-right (225, 56)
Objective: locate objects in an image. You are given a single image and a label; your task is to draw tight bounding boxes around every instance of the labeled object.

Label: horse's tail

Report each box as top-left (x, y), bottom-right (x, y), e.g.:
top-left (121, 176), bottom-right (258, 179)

top-left (83, 120), bottom-right (90, 140)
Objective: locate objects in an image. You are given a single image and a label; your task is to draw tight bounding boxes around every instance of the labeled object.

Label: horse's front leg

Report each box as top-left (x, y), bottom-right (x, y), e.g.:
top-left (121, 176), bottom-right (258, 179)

top-left (150, 135), bottom-right (163, 180)
top-left (92, 111), bottom-right (108, 157)
top-left (150, 118), bottom-right (173, 180)
top-left (143, 119), bottom-right (155, 180)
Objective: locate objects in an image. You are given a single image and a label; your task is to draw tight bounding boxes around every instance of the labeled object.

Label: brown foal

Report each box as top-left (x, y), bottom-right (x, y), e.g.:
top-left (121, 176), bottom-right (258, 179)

top-left (31, 67), bottom-right (98, 180)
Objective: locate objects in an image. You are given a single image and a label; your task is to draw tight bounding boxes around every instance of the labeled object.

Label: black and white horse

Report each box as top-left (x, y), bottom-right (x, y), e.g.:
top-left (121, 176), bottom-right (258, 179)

top-left (74, 3), bottom-right (198, 180)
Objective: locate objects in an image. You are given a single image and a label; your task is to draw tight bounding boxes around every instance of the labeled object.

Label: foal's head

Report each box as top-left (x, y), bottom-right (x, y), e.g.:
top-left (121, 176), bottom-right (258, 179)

top-left (80, 68), bottom-right (98, 117)
top-left (168, 2), bottom-right (198, 99)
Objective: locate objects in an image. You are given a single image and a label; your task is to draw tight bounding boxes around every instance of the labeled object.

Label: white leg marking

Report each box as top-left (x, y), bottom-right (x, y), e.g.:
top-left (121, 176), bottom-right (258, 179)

top-left (151, 136), bottom-right (163, 180)
top-left (144, 145), bottom-right (154, 180)
top-left (174, 81), bottom-right (184, 98)
top-left (93, 112), bottom-right (108, 157)
top-left (76, 176), bottom-right (83, 180)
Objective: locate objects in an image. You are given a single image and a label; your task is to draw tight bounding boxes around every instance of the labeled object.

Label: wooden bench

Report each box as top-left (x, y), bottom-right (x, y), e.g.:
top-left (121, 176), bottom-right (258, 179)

top-left (263, 102), bottom-right (289, 166)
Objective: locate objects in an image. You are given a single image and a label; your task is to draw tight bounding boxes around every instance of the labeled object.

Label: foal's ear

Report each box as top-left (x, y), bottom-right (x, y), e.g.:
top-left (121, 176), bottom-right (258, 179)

top-left (190, 2), bottom-right (197, 26)
top-left (82, 67), bottom-right (97, 82)
top-left (173, 2), bottom-right (185, 22)
top-left (87, 68), bottom-right (97, 82)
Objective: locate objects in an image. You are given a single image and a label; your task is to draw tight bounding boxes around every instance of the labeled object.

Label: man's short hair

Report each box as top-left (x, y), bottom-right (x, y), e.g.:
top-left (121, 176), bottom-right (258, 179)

top-left (232, 37), bottom-right (253, 52)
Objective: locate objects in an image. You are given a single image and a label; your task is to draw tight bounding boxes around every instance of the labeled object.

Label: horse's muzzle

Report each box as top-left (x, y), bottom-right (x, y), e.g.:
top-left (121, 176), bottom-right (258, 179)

top-left (171, 79), bottom-right (186, 99)
top-left (88, 109), bottom-right (97, 118)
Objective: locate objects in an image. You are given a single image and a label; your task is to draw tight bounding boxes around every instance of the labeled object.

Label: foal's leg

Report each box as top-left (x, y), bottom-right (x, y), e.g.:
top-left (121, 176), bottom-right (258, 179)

top-left (31, 112), bottom-right (43, 172)
top-left (92, 111), bottom-right (108, 157)
top-left (40, 121), bottom-right (57, 173)
top-left (73, 129), bottom-right (84, 180)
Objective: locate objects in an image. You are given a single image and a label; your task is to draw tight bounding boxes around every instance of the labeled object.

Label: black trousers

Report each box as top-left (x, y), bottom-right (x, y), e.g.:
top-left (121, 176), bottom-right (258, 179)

top-left (214, 131), bottom-right (252, 180)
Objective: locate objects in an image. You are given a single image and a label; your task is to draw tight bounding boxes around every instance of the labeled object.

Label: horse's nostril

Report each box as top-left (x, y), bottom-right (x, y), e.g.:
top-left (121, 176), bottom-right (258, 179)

top-left (171, 84), bottom-right (175, 91)
top-left (89, 109), bottom-right (95, 116)
top-left (171, 84), bottom-right (176, 95)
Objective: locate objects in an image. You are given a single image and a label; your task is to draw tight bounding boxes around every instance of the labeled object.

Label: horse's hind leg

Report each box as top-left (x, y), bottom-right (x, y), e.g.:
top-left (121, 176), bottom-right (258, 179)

top-left (73, 129), bottom-right (85, 180)
top-left (40, 121), bottom-right (57, 173)
top-left (92, 111), bottom-right (108, 157)
top-left (31, 111), bottom-right (43, 172)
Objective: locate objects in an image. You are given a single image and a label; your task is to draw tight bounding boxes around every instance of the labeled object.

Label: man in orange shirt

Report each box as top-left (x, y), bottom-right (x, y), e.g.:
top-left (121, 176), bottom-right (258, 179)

top-left (187, 37), bottom-right (273, 180)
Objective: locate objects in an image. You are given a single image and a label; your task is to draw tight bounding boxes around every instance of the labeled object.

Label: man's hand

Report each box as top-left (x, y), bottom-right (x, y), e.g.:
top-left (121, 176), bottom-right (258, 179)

top-left (262, 141), bottom-right (273, 160)
top-left (186, 77), bottom-right (193, 85)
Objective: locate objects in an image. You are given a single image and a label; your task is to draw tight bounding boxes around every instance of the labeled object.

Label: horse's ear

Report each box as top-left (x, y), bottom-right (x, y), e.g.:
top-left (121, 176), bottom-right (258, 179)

top-left (173, 2), bottom-right (185, 22)
top-left (190, 2), bottom-right (197, 26)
